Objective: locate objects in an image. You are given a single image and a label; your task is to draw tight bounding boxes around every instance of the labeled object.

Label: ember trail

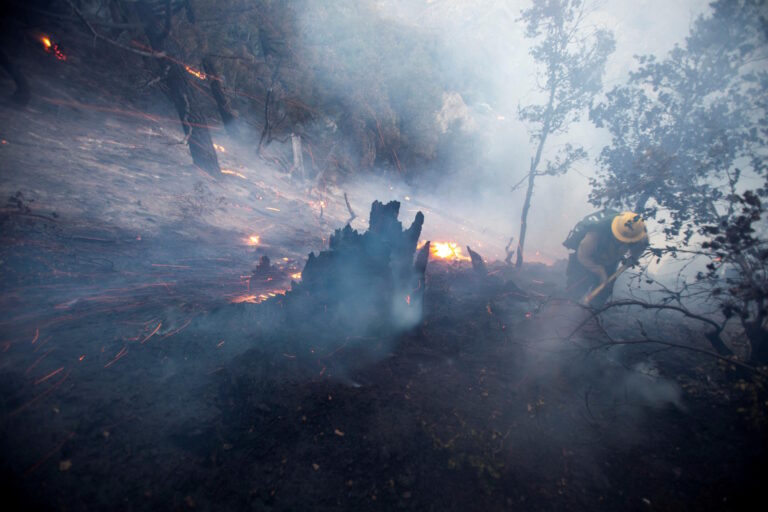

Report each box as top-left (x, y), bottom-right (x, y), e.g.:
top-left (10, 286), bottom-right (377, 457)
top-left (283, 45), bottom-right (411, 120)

top-left (0, 1), bottom-right (765, 510)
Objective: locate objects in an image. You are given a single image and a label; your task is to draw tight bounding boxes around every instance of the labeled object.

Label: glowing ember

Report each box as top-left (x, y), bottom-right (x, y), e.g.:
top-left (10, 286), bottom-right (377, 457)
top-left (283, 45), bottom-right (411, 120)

top-left (430, 242), bottom-right (471, 261)
top-left (221, 169), bottom-right (247, 179)
top-left (290, 272), bottom-right (302, 280)
top-left (184, 65), bottom-right (207, 80)
top-left (246, 235), bottom-right (260, 246)
top-left (231, 290), bottom-right (286, 304)
top-left (40, 35), bottom-right (67, 60)
top-left (213, 143), bottom-right (226, 153)
top-left (232, 294), bottom-right (259, 304)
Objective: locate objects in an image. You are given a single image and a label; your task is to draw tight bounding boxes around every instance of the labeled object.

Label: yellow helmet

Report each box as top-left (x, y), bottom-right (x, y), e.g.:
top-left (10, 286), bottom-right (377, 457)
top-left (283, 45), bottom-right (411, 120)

top-left (611, 211), bottom-right (647, 243)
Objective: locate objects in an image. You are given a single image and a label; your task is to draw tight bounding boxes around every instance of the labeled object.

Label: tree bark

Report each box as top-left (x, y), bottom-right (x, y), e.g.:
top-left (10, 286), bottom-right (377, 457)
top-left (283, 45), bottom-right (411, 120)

top-left (516, 79), bottom-right (555, 267)
top-left (515, 121), bottom-right (550, 267)
top-left (202, 56), bottom-right (238, 137)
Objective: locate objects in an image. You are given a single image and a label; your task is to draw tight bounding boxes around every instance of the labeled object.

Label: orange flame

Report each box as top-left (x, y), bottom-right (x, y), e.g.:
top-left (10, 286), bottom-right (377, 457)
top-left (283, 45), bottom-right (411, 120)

top-left (246, 235), bottom-right (260, 246)
top-left (290, 272), bottom-right (302, 280)
top-left (185, 66), bottom-right (207, 80)
top-left (213, 143), bottom-right (226, 153)
top-left (430, 241), bottom-right (471, 262)
top-left (40, 35), bottom-right (67, 60)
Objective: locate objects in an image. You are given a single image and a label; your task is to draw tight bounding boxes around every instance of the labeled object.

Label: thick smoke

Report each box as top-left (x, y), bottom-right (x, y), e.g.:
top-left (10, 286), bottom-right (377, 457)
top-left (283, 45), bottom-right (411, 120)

top-left (289, 0), bottom-right (711, 264)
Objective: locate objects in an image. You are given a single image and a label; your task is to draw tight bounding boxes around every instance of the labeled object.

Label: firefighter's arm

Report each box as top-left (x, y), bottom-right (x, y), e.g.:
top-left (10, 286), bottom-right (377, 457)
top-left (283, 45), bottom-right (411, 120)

top-left (576, 232), bottom-right (608, 283)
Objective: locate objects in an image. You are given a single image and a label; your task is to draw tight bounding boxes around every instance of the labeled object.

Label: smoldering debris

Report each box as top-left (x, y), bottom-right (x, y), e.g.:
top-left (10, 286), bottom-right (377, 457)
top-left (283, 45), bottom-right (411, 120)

top-left (197, 200), bottom-right (429, 379)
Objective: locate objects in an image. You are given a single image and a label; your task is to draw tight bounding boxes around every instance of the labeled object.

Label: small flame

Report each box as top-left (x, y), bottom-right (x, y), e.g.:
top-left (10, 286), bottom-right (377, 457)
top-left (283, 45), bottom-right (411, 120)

top-left (184, 66), bottom-right (207, 80)
top-left (246, 235), bottom-right (260, 246)
top-left (41, 36), bottom-right (52, 49)
top-left (213, 143), bottom-right (226, 153)
top-left (290, 272), bottom-right (302, 280)
top-left (430, 242), bottom-right (470, 261)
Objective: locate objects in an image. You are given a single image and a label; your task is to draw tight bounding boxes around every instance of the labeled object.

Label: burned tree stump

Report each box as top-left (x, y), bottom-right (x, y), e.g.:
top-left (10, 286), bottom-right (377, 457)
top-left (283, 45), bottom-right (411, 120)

top-left (466, 245), bottom-right (487, 276)
top-left (284, 200), bottom-right (426, 337)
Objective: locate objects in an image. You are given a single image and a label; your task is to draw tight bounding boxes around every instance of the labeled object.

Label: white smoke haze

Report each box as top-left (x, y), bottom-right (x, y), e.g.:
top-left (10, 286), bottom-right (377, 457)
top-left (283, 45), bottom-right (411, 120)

top-left (4, 3), bottom-right (763, 509)
top-left (291, 0), bottom-right (712, 264)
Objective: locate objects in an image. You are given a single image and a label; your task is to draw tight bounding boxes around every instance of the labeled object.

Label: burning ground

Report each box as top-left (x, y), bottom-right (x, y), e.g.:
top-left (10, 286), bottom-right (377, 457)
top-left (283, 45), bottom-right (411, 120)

top-left (1, 15), bottom-right (766, 512)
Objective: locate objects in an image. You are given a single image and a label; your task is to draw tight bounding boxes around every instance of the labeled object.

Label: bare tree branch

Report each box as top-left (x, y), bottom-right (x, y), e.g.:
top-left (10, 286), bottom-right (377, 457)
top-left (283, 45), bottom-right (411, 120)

top-left (344, 192), bottom-right (356, 224)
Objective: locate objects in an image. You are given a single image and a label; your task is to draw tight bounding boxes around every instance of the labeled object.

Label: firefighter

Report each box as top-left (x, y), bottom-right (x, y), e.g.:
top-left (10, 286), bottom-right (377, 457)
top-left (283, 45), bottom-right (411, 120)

top-left (564, 210), bottom-right (648, 306)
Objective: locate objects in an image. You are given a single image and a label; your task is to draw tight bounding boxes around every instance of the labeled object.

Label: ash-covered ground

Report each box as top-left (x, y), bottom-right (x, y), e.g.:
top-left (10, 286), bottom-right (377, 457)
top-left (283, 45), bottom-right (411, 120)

top-left (1, 22), bottom-right (766, 512)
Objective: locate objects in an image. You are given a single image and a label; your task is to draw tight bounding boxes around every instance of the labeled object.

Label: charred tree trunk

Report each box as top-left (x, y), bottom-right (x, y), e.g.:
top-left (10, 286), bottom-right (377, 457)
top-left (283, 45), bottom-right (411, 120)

top-left (202, 56), bottom-right (238, 137)
top-left (163, 64), bottom-right (220, 176)
top-left (515, 165), bottom-right (536, 268)
top-left (515, 82), bottom-right (554, 268)
top-left (135, 1), bottom-right (220, 177)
